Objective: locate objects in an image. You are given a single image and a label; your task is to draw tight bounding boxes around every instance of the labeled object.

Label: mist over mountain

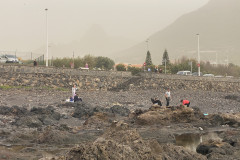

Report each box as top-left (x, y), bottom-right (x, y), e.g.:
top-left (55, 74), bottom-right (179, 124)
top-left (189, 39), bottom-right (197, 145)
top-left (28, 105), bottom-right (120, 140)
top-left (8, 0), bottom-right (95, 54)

top-left (115, 0), bottom-right (240, 65)
top-left (34, 24), bottom-right (137, 59)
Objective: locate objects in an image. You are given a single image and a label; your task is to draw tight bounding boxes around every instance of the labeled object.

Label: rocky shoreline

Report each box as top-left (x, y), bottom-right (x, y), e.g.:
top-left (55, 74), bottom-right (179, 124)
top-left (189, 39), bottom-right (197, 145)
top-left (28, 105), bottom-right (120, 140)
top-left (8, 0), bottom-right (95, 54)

top-left (0, 88), bottom-right (240, 159)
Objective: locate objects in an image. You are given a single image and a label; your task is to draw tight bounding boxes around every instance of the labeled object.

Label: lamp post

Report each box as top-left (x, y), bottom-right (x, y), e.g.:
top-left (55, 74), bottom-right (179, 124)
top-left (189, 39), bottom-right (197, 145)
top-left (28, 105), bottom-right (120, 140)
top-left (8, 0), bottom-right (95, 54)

top-left (190, 61), bottom-right (192, 74)
top-left (197, 34), bottom-right (200, 76)
top-left (73, 51), bottom-right (75, 68)
top-left (45, 8), bottom-right (49, 67)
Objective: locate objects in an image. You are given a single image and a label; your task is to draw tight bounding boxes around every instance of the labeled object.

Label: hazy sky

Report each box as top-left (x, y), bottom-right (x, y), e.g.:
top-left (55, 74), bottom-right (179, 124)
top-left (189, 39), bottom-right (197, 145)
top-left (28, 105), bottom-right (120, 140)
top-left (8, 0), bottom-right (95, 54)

top-left (0, 0), bottom-right (209, 52)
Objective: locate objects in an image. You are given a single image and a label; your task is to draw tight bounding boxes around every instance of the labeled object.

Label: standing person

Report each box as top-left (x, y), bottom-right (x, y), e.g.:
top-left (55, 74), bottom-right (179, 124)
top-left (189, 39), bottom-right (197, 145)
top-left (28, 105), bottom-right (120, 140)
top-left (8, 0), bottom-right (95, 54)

top-left (33, 59), bottom-right (37, 66)
top-left (85, 63), bottom-right (89, 68)
top-left (181, 99), bottom-right (190, 107)
top-left (72, 84), bottom-right (77, 99)
top-left (159, 68), bottom-right (162, 73)
top-left (165, 88), bottom-right (171, 106)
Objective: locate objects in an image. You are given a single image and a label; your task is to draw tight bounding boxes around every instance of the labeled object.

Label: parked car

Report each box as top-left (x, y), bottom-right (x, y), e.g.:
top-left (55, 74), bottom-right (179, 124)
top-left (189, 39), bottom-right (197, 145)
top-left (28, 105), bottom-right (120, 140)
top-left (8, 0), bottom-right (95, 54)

top-left (0, 55), bottom-right (7, 63)
top-left (215, 75), bottom-right (224, 78)
top-left (226, 76), bottom-right (233, 78)
top-left (203, 74), bottom-right (214, 77)
top-left (192, 72), bottom-right (203, 76)
top-left (5, 55), bottom-right (19, 63)
top-left (177, 71), bottom-right (191, 76)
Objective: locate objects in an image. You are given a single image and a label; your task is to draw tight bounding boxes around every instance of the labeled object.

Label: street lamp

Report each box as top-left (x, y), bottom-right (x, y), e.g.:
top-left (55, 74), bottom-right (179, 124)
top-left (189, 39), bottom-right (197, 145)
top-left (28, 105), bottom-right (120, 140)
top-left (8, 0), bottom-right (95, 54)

top-left (197, 34), bottom-right (200, 76)
top-left (45, 8), bottom-right (49, 67)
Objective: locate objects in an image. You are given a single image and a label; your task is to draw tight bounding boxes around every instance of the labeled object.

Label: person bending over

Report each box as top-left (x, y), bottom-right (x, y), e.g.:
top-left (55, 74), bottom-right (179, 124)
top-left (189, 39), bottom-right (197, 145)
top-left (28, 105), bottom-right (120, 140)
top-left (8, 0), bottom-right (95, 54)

top-left (151, 98), bottom-right (162, 106)
top-left (74, 93), bottom-right (82, 102)
top-left (181, 99), bottom-right (190, 107)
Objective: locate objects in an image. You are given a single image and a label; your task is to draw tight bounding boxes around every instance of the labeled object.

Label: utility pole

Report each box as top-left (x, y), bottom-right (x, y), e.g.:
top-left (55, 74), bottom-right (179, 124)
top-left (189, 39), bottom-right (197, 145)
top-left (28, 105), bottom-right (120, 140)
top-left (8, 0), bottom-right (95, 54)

top-left (226, 56), bottom-right (229, 67)
top-left (45, 8), bottom-right (49, 67)
top-left (73, 51), bottom-right (75, 68)
top-left (189, 61), bottom-right (193, 74)
top-left (52, 56), bottom-right (53, 66)
top-left (216, 52), bottom-right (218, 66)
top-left (15, 50), bottom-right (17, 59)
top-left (197, 34), bottom-right (200, 76)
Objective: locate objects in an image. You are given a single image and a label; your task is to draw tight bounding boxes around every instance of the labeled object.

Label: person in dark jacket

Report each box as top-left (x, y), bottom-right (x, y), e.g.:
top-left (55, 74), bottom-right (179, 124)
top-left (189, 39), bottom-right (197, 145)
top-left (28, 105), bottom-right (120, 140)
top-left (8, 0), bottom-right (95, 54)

top-left (151, 98), bottom-right (162, 106)
top-left (74, 93), bottom-right (82, 102)
top-left (181, 99), bottom-right (190, 107)
top-left (33, 59), bottom-right (37, 66)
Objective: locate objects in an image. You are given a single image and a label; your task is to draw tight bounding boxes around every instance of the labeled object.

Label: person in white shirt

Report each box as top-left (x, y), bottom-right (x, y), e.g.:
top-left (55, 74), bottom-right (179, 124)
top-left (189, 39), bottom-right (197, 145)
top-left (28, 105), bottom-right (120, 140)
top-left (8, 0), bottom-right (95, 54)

top-left (165, 88), bottom-right (171, 106)
top-left (72, 84), bottom-right (77, 99)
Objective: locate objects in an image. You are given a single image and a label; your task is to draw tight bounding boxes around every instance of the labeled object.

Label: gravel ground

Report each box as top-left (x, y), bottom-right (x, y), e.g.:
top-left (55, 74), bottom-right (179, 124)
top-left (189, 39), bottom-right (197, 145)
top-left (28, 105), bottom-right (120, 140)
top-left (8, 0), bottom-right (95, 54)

top-left (1, 88), bottom-right (240, 159)
top-left (1, 88), bottom-right (240, 114)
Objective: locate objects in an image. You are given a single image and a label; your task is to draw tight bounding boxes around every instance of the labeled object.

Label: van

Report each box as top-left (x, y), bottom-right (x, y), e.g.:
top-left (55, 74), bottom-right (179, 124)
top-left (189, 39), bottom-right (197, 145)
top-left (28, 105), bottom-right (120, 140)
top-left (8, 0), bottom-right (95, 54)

top-left (5, 54), bottom-right (19, 63)
top-left (177, 71), bottom-right (191, 76)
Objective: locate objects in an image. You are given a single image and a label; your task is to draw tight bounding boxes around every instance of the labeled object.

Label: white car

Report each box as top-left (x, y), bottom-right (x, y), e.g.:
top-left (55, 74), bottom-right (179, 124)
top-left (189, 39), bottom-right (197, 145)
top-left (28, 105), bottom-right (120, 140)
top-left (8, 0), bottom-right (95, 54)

top-left (0, 55), bottom-right (7, 63)
top-left (5, 55), bottom-right (19, 63)
top-left (203, 74), bottom-right (214, 77)
top-left (177, 71), bottom-right (191, 76)
top-left (215, 75), bottom-right (224, 78)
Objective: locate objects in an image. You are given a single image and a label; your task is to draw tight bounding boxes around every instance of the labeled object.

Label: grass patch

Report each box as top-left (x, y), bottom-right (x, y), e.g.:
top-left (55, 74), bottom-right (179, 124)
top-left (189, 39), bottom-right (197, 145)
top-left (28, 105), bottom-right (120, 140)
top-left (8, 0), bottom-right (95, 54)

top-left (56, 87), bottom-right (68, 91)
top-left (0, 85), bottom-right (68, 91)
top-left (0, 85), bottom-right (17, 89)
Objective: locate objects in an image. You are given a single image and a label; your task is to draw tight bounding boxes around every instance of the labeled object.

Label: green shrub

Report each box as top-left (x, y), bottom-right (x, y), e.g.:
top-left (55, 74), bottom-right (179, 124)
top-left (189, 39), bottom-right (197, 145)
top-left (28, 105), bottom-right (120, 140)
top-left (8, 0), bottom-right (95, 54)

top-left (128, 66), bottom-right (142, 76)
top-left (116, 64), bottom-right (126, 71)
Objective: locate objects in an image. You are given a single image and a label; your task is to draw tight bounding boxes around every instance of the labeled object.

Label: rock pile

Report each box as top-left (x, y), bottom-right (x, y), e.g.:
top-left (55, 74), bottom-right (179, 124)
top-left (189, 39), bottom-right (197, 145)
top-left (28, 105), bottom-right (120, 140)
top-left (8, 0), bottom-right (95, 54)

top-left (64, 121), bottom-right (206, 160)
top-left (134, 106), bottom-right (204, 125)
top-left (196, 129), bottom-right (240, 160)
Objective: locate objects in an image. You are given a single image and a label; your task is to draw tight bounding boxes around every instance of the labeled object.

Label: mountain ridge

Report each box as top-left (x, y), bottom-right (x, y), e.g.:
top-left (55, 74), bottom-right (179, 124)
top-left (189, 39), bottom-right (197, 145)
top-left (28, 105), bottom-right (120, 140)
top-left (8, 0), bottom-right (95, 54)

top-left (115, 0), bottom-right (240, 65)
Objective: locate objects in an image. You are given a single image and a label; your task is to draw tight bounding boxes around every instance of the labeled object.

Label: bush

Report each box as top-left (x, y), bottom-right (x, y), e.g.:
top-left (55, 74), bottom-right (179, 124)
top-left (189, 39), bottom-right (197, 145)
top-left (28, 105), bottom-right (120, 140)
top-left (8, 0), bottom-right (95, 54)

top-left (116, 64), bottom-right (126, 71)
top-left (51, 56), bottom-right (115, 70)
top-left (95, 56), bottom-right (115, 70)
top-left (128, 66), bottom-right (142, 76)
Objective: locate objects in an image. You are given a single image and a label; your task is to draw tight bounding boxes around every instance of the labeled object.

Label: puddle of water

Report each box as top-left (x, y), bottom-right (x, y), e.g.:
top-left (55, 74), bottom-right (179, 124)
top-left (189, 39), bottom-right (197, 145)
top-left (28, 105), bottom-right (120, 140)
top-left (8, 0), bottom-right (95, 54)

top-left (175, 132), bottom-right (221, 152)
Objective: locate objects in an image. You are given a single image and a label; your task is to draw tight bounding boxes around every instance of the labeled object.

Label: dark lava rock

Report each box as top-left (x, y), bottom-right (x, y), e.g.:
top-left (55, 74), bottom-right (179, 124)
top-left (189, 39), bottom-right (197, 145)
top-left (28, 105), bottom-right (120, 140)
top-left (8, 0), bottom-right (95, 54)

top-left (192, 107), bottom-right (205, 119)
top-left (208, 114), bottom-right (225, 126)
top-left (14, 106), bottom-right (61, 127)
top-left (110, 105), bottom-right (130, 116)
top-left (225, 95), bottom-right (240, 102)
top-left (15, 116), bottom-right (43, 128)
top-left (72, 103), bottom-right (130, 119)
top-left (196, 139), bottom-right (237, 160)
top-left (72, 102), bottom-right (96, 119)
top-left (37, 126), bottom-right (67, 144)
top-left (0, 105), bottom-right (28, 116)
top-left (30, 106), bottom-right (60, 120)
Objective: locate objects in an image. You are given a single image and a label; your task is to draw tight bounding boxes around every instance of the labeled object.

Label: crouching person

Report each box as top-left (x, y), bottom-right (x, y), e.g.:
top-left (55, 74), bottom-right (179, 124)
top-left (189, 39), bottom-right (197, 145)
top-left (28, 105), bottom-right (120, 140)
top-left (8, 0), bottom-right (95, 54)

top-left (74, 93), bottom-right (82, 102)
top-left (181, 99), bottom-right (190, 107)
top-left (151, 98), bottom-right (162, 106)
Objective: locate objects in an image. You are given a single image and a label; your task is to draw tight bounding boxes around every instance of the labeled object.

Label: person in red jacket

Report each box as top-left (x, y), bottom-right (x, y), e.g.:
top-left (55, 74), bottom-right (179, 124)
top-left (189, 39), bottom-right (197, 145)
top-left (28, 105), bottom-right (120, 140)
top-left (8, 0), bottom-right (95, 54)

top-left (181, 99), bottom-right (190, 107)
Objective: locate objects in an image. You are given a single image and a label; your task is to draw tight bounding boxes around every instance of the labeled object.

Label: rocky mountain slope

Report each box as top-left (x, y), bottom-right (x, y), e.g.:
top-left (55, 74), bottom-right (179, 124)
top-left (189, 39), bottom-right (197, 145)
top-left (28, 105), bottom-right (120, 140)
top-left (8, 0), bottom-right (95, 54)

top-left (115, 0), bottom-right (240, 65)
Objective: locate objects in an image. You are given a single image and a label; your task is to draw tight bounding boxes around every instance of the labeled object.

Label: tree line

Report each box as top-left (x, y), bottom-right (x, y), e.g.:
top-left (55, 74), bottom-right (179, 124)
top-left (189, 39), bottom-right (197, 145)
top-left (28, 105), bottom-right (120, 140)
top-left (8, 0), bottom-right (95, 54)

top-left (24, 55), bottom-right (115, 70)
top-left (116, 49), bottom-right (240, 77)
top-left (23, 50), bottom-right (240, 77)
